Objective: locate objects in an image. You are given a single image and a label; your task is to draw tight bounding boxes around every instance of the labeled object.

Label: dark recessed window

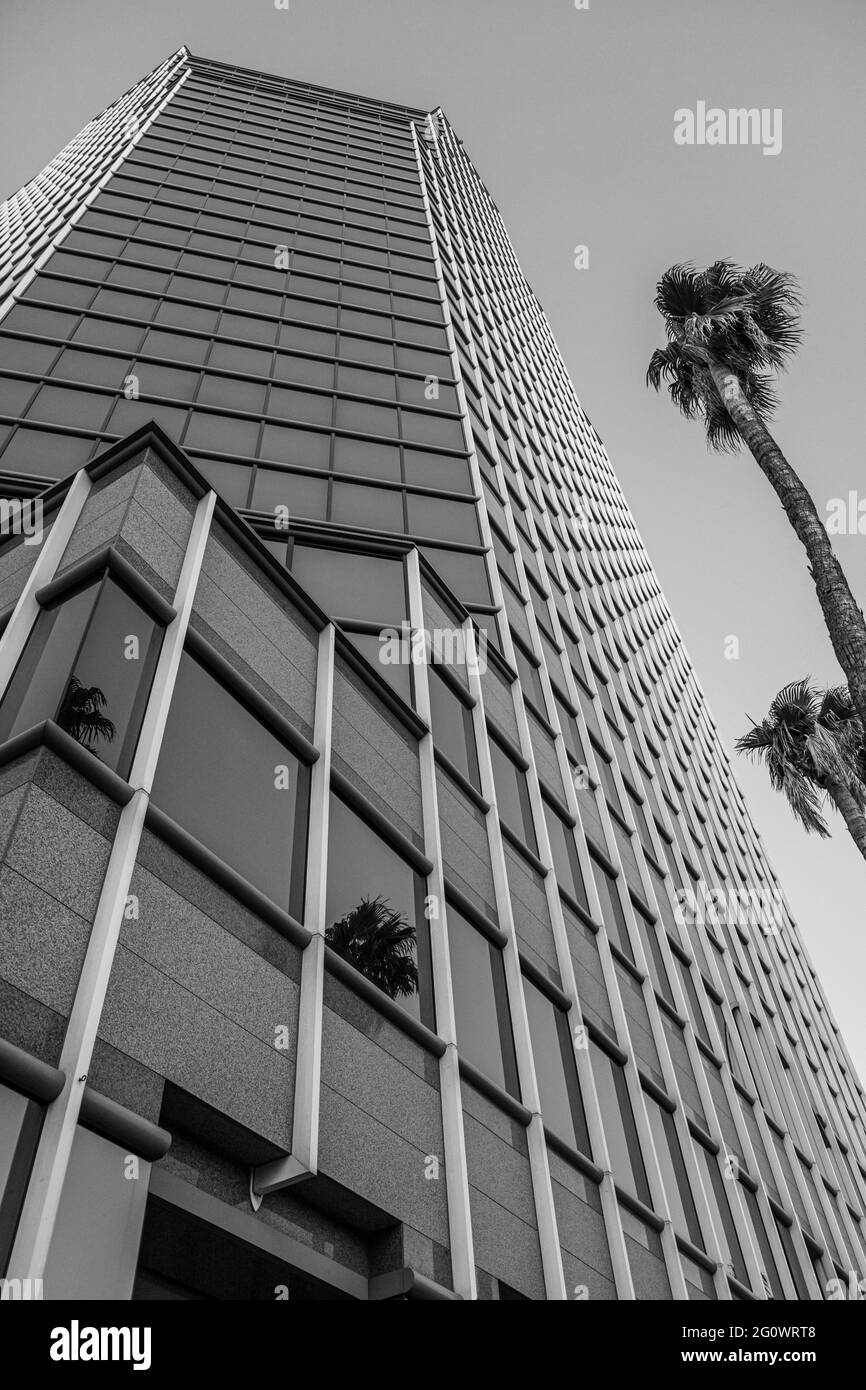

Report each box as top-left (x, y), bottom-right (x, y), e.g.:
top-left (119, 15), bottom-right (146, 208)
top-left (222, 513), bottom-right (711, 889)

top-left (524, 976), bottom-right (590, 1156)
top-left (151, 652), bottom-right (310, 917)
top-left (0, 575), bottom-right (163, 778)
top-left (325, 793), bottom-right (432, 1025)
top-left (133, 1196), bottom-right (352, 1300)
top-left (490, 734), bottom-right (537, 853)
top-left (590, 1040), bottom-right (651, 1207)
top-left (428, 667), bottom-right (479, 789)
top-left (447, 905), bottom-right (519, 1097)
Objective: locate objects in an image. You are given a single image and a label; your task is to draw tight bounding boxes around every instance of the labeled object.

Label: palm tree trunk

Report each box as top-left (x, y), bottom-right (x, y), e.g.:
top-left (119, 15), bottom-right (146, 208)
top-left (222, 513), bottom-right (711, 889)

top-left (708, 363), bottom-right (866, 734)
top-left (825, 778), bottom-right (866, 863)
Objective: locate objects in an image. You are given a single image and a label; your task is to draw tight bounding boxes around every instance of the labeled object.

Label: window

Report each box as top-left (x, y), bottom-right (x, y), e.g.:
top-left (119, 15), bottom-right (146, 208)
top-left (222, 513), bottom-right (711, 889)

top-left (325, 793), bottom-right (432, 1026)
top-left (420, 546), bottom-right (492, 606)
top-left (695, 1143), bottom-right (747, 1284)
top-left (524, 977), bottom-right (590, 1155)
top-left (428, 668), bottom-right (479, 789)
top-left (634, 903), bottom-right (675, 1007)
top-left (544, 799), bottom-right (589, 911)
top-left (332, 436), bottom-right (401, 480)
top-left (675, 958), bottom-right (712, 1049)
top-left (405, 494), bottom-right (480, 546)
top-left (590, 1040), bottom-right (651, 1205)
top-left (447, 905), bottom-right (519, 1097)
top-left (151, 652), bottom-right (310, 916)
top-left (591, 855), bottom-right (633, 960)
top-left (739, 1182), bottom-right (785, 1298)
top-left (0, 1083), bottom-right (42, 1275)
top-left (644, 1095), bottom-right (703, 1247)
top-left (250, 467), bottom-right (328, 520)
top-left (290, 545), bottom-right (406, 623)
top-left (44, 1127), bottom-right (149, 1299)
top-left (0, 574), bottom-right (163, 779)
top-left (773, 1214), bottom-right (810, 1299)
top-left (489, 734), bottom-right (537, 853)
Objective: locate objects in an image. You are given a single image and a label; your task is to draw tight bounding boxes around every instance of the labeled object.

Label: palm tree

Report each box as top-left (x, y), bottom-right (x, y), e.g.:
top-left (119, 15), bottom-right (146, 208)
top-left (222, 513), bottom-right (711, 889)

top-left (325, 896), bottom-right (419, 1000)
top-left (736, 679), bottom-right (866, 861)
top-left (647, 261), bottom-right (866, 734)
top-left (56, 676), bottom-right (116, 755)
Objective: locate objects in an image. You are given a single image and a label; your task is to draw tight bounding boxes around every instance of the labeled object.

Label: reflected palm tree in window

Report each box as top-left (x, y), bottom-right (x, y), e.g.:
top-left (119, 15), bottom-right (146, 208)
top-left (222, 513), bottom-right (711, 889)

top-left (56, 676), bottom-right (116, 757)
top-left (325, 896), bottom-right (419, 1001)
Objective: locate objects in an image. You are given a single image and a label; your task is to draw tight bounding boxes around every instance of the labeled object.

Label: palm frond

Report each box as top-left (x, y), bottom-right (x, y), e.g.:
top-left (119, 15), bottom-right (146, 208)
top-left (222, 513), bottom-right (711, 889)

top-left (647, 259), bottom-right (802, 450)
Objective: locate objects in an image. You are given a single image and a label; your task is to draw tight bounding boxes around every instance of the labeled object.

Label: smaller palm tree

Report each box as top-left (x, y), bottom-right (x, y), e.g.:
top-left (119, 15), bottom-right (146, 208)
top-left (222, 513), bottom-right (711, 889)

top-left (325, 896), bottom-right (419, 1000)
top-left (56, 676), bottom-right (116, 755)
top-left (736, 680), bottom-right (866, 862)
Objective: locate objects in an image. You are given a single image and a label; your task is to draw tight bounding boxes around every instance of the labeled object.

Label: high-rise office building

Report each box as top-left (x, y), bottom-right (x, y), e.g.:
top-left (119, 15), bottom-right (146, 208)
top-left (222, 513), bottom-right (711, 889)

top-left (0, 47), bottom-right (863, 1302)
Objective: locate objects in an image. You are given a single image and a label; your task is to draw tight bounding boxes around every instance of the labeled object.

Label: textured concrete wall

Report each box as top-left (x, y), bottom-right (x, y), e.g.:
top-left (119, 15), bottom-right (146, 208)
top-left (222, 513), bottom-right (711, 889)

top-left (0, 753), bottom-right (117, 1057)
top-left (318, 973), bottom-right (450, 1277)
top-left (548, 1149), bottom-right (617, 1300)
top-left (331, 656), bottom-right (423, 848)
top-left (462, 1082), bottom-right (545, 1299)
top-left (622, 1208), bottom-right (671, 1299)
top-left (504, 840), bottom-right (559, 983)
top-left (435, 767), bottom-right (498, 922)
top-left (98, 834), bottom-right (301, 1151)
top-left (56, 450), bottom-right (196, 600)
top-left (56, 464), bottom-right (142, 575)
top-left (192, 527), bottom-right (318, 739)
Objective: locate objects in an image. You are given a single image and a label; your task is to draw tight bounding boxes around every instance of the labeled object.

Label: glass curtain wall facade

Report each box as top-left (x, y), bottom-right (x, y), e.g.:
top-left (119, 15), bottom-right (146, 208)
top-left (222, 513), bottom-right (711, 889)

top-left (0, 49), bottom-right (864, 1302)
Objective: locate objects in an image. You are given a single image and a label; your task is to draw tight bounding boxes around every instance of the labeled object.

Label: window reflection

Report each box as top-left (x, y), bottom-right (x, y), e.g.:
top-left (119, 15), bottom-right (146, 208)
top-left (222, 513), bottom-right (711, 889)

top-left (0, 576), bottom-right (162, 778)
top-left (325, 793), bottom-right (432, 1024)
